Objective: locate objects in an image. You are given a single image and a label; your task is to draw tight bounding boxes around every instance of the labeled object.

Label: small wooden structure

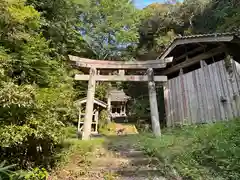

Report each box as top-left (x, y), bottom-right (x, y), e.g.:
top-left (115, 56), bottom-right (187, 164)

top-left (107, 89), bottom-right (130, 120)
top-left (160, 33), bottom-right (240, 126)
top-left (76, 97), bottom-right (107, 134)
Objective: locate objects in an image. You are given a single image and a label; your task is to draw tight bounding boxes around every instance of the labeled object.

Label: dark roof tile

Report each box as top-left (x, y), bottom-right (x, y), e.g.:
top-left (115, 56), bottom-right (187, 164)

top-left (158, 32), bottom-right (239, 61)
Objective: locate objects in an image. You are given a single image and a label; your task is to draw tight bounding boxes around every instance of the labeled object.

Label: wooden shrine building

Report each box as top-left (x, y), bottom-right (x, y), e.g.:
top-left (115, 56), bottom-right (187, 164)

top-left (159, 33), bottom-right (240, 126)
top-left (107, 89), bottom-right (130, 121)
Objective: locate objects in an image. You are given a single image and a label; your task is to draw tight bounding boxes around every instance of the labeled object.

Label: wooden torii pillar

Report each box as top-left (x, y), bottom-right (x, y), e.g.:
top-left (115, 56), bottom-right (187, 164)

top-left (69, 55), bottom-right (172, 140)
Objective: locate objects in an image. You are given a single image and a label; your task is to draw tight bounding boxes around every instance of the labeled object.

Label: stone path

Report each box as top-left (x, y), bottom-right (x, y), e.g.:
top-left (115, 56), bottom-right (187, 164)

top-left (50, 134), bottom-right (168, 180)
top-left (80, 135), bottom-right (167, 180)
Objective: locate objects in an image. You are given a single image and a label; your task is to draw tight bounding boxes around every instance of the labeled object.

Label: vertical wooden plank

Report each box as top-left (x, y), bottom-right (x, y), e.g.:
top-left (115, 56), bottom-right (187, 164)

top-left (174, 77), bottom-right (179, 125)
top-left (183, 72), bottom-right (191, 124)
top-left (189, 71), bottom-right (197, 124)
top-left (167, 80), bottom-right (171, 127)
top-left (233, 61), bottom-right (240, 116)
top-left (222, 59), bottom-right (237, 118)
top-left (230, 60), bottom-right (239, 117)
top-left (186, 72), bottom-right (193, 124)
top-left (199, 67), bottom-right (207, 123)
top-left (192, 70), bottom-right (201, 123)
top-left (218, 60), bottom-right (233, 120)
top-left (203, 62), bottom-right (215, 122)
top-left (213, 61), bottom-right (226, 121)
top-left (169, 79), bottom-right (174, 126)
top-left (189, 71), bottom-right (195, 124)
top-left (180, 70), bottom-right (188, 124)
top-left (195, 69), bottom-right (204, 123)
top-left (171, 78), bottom-right (176, 126)
top-left (164, 82), bottom-right (171, 127)
top-left (178, 71), bottom-right (184, 125)
top-left (168, 79), bottom-right (173, 126)
top-left (235, 61), bottom-right (240, 74)
top-left (178, 75), bottom-right (183, 125)
top-left (233, 61), bottom-right (240, 92)
top-left (199, 61), bottom-right (209, 123)
top-left (173, 77), bottom-right (178, 126)
top-left (208, 63), bottom-right (220, 122)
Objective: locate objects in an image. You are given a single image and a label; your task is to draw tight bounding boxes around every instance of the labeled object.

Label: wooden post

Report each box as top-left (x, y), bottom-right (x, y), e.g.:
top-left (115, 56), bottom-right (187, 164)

top-left (96, 70), bottom-right (100, 85)
top-left (119, 70), bottom-right (125, 76)
top-left (163, 82), bottom-right (170, 127)
top-left (236, 95), bottom-right (240, 116)
top-left (107, 93), bottom-right (111, 123)
top-left (147, 68), bottom-right (161, 136)
top-left (82, 67), bottom-right (96, 140)
top-left (94, 110), bottom-right (99, 133)
top-left (78, 105), bottom-right (82, 133)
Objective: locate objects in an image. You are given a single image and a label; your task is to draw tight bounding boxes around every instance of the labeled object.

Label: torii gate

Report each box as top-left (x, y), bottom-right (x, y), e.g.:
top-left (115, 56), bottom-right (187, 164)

top-left (69, 55), bottom-right (172, 140)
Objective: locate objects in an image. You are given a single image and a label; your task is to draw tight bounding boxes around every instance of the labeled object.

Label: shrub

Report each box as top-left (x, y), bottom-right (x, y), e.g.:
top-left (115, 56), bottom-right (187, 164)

top-left (99, 109), bottom-right (109, 131)
top-left (139, 119), bottom-right (240, 180)
top-left (14, 168), bottom-right (48, 180)
top-left (0, 161), bottom-right (16, 180)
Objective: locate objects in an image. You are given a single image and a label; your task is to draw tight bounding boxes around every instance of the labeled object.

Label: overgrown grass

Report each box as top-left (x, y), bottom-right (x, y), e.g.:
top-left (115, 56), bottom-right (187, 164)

top-left (139, 119), bottom-right (240, 180)
top-left (53, 126), bottom-right (104, 170)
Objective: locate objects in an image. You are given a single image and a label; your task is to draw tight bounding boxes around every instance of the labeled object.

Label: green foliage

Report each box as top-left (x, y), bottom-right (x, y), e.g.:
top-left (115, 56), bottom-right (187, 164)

top-left (0, 161), bottom-right (16, 180)
top-left (140, 119), bottom-right (240, 180)
top-left (80, 0), bottom-right (141, 60)
top-left (17, 168), bottom-right (48, 180)
top-left (53, 138), bottom-right (104, 169)
top-left (99, 110), bottom-right (109, 131)
top-left (0, 0), bottom-right (77, 171)
top-left (138, 3), bottom-right (178, 53)
top-left (95, 83), bottom-right (109, 100)
top-left (62, 126), bottom-right (78, 139)
top-left (27, 0), bottom-right (89, 56)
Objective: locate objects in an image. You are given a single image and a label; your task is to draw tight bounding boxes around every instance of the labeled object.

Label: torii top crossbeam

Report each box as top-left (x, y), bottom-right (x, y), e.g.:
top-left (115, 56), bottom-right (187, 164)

top-left (69, 55), bottom-right (173, 69)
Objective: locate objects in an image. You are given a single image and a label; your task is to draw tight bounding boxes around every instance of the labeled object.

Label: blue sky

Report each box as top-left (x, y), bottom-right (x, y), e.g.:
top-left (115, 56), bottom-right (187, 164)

top-left (134, 0), bottom-right (165, 9)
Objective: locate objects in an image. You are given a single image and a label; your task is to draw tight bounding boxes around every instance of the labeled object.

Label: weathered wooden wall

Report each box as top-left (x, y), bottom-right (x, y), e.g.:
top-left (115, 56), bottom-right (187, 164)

top-left (164, 60), bottom-right (240, 126)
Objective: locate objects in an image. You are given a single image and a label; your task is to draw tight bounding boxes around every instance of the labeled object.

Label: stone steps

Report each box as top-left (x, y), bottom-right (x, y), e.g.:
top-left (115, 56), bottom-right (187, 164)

top-left (82, 142), bottom-right (167, 180)
top-left (118, 177), bottom-right (167, 180)
top-left (81, 169), bottom-right (167, 180)
top-left (93, 157), bottom-right (159, 166)
top-left (115, 169), bottom-right (164, 177)
top-left (116, 150), bottom-right (146, 158)
top-left (89, 165), bottom-right (159, 172)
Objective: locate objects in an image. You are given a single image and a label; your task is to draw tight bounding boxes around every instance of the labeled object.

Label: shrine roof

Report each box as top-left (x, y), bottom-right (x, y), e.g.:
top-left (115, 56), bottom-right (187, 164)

top-left (158, 32), bottom-right (240, 61)
top-left (155, 33), bottom-right (240, 78)
top-left (76, 97), bottom-right (107, 108)
top-left (109, 89), bottom-right (130, 102)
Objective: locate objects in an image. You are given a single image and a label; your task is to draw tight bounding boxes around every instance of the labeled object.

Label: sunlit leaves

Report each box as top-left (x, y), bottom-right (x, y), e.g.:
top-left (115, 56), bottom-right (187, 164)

top-left (7, 0), bottom-right (40, 28)
top-left (0, 82), bottom-right (35, 109)
top-left (80, 0), bottom-right (141, 60)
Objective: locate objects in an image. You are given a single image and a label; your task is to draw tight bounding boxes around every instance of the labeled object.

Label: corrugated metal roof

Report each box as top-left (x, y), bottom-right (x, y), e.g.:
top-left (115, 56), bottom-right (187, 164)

top-left (158, 32), bottom-right (238, 60)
